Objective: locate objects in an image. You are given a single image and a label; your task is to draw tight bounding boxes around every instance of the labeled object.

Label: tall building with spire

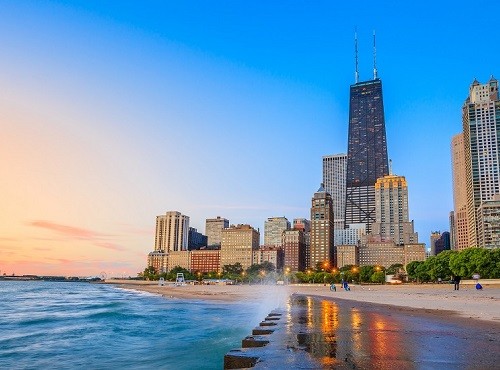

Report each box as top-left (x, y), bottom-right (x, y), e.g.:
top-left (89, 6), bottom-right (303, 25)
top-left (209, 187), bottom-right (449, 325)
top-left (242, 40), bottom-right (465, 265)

top-left (462, 77), bottom-right (500, 247)
top-left (345, 32), bottom-right (389, 233)
top-left (310, 184), bottom-right (335, 267)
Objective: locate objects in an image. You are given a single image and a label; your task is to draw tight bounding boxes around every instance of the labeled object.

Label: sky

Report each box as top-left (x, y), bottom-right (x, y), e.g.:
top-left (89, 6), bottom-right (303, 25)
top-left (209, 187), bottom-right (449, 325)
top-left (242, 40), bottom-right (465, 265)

top-left (1, 0), bottom-right (498, 277)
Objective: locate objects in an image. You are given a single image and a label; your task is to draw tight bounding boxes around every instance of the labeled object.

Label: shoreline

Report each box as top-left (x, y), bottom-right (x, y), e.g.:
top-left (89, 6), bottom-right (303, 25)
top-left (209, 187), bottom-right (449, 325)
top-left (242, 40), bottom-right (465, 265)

top-left (107, 280), bottom-right (500, 323)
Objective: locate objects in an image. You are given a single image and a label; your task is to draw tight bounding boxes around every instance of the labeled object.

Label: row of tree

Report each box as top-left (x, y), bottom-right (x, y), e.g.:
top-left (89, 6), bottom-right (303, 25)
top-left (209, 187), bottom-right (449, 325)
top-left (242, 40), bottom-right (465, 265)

top-left (140, 261), bottom-right (278, 283)
top-left (140, 247), bottom-right (499, 284)
top-left (406, 247), bottom-right (500, 282)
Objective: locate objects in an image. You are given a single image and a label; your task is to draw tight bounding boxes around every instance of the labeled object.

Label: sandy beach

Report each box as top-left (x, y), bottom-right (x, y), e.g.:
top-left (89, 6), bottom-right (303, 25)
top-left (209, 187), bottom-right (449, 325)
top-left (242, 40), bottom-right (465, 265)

top-left (108, 280), bottom-right (500, 323)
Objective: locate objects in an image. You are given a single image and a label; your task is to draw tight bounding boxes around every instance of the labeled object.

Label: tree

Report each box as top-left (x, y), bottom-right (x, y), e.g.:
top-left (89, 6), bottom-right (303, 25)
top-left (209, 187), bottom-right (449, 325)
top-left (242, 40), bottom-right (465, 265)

top-left (359, 265), bottom-right (375, 283)
top-left (371, 271), bottom-right (385, 284)
top-left (166, 266), bottom-right (193, 281)
top-left (142, 266), bottom-right (158, 280)
top-left (386, 264), bottom-right (403, 275)
top-left (222, 263), bottom-right (243, 275)
top-left (415, 262), bottom-right (430, 282)
top-left (406, 261), bottom-right (423, 281)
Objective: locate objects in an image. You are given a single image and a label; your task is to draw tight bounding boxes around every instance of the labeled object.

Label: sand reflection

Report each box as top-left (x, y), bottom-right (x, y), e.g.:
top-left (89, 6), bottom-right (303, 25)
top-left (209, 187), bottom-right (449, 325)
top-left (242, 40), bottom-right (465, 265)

top-left (292, 295), bottom-right (407, 367)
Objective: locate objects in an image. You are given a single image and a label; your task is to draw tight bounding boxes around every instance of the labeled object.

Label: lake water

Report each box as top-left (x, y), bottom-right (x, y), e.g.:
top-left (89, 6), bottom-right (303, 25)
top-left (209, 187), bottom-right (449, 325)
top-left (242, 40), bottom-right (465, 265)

top-left (0, 281), bottom-right (260, 369)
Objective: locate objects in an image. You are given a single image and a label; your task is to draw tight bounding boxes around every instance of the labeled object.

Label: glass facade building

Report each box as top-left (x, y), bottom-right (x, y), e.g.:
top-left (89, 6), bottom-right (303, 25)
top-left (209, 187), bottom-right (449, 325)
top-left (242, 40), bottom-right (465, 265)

top-left (345, 79), bottom-right (389, 232)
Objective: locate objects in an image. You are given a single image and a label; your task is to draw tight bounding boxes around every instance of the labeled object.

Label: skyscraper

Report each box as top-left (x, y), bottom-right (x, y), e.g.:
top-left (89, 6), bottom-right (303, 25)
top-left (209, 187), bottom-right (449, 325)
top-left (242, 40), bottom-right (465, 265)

top-left (264, 217), bottom-right (290, 247)
top-left (462, 77), bottom-right (500, 247)
top-left (345, 77), bottom-right (389, 233)
top-left (451, 133), bottom-right (469, 250)
top-left (371, 174), bottom-right (418, 245)
top-left (476, 195), bottom-right (500, 248)
top-left (154, 211), bottom-right (189, 252)
top-left (310, 184), bottom-right (335, 267)
top-left (323, 154), bottom-right (347, 232)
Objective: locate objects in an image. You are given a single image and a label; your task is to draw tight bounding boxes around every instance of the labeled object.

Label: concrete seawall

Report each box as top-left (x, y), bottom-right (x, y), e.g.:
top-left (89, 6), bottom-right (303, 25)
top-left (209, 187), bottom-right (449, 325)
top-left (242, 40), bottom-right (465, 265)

top-left (224, 307), bottom-right (320, 369)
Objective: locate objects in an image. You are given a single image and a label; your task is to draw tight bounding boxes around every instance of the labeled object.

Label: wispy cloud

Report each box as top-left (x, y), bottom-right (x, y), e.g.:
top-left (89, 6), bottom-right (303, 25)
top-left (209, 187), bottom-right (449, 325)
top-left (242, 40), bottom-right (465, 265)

top-left (28, 220), bottom-right (125, 252)
top-left (95, 242), bottom-right (126, 252)
top-left (29, 220), bottom-right (108, 239)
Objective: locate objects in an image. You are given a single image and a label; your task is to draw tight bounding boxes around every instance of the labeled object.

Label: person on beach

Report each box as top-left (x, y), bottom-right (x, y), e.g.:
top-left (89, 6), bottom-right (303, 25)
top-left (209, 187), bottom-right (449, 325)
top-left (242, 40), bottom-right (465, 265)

top-left (330, 283), bottom-right (336, 292)
top-left (453, 275), bottom-right (461, 290)
top-left (344, 282), bottom-right (350, 291)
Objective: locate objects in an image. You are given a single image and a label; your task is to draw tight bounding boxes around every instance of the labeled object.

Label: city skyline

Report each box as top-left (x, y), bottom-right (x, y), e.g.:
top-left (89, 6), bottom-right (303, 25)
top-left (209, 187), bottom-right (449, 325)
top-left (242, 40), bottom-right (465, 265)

top-left (1, 1), bottom-right (499, 276)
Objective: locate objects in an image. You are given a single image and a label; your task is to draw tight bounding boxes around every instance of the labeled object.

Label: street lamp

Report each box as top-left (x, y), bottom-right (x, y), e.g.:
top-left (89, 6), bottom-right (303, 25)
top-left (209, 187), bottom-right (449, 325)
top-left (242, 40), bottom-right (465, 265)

top-left (285, 267), bottom-right (290, 285)
top-left (351, 267), bottom-right (358, 284)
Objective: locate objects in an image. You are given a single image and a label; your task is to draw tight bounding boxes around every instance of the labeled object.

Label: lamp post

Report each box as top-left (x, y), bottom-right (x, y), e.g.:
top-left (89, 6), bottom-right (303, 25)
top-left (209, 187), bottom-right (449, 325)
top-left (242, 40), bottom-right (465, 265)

top-left (351, 266), bottom-right (358, 284)
top-left (285, 267), bottom-right (290, 285)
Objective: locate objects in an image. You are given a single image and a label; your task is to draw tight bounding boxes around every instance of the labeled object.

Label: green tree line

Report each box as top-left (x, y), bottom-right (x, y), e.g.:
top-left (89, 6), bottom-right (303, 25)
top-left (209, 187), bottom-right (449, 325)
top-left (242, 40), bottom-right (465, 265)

top-left (139, 247), bottom-right (499, 284)
top-left (406, 248), bottom-right (500, 282)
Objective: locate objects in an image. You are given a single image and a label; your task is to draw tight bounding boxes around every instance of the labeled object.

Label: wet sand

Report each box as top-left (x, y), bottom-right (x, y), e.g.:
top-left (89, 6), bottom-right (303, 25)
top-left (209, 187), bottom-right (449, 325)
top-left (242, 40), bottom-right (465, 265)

top-left (263, 295), bottom-right (500, 369)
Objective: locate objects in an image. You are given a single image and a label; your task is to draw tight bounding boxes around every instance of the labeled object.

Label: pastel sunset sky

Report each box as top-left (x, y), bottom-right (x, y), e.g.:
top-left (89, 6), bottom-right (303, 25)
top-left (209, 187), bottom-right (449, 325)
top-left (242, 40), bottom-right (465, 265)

top-left (1, 1), bottom-right (498, 276)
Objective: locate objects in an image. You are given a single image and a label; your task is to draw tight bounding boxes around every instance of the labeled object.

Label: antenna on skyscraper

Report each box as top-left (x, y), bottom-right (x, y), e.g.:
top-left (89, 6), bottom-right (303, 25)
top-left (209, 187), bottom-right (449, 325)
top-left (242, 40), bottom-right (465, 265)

top-left (373, 30), bottom-right (378, 80)
top-left (355, 28), bottom-right (359, 83)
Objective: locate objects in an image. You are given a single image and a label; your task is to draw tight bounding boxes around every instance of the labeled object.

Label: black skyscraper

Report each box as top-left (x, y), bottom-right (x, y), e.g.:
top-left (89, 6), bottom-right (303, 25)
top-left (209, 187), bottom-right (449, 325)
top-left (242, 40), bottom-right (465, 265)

top-left (345, 78), bottom-right (389, 232)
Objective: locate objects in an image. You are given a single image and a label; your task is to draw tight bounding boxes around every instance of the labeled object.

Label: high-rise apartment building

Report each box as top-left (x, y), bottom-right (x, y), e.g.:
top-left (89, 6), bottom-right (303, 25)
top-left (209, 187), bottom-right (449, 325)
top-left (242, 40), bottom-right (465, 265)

top-left (154, 211), bottom-right (189, 252)
top-left (323, 154), bottom-right (347, 232)
top-left (451, 133), bottom-right (469, 250)
top-left (310, 184), bottom-right (335, 267)
top-left (476, 194), bottom-right (500, 248)
top-left (462, 77), bottom-right (500, 247)
top-left (205, 216), bottom-right (229, 248)
top-left (264, 217), bottom-right (290, 247)
top-left (188, 227), bottom-right (208, 250)
top-left (293, 218), bottom-right (311, 270)
top-left (282, 229), bottom-right (306, 272)
top-left (345, 78), bottom-right (389, 233)
top-left (371, 174), bottom-right (418, 245)
top-left (220, 224), bottom-right (260, 270)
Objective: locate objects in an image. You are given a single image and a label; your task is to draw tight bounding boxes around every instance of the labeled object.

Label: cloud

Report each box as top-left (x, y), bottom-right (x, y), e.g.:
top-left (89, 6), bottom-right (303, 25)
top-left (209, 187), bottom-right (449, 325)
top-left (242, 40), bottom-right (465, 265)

top-left (95, 242), bottom-right (126, 252)
top-left (29, 220), bottom-right (107, 239)
top-left (28, 220), bottom-right (125, 252)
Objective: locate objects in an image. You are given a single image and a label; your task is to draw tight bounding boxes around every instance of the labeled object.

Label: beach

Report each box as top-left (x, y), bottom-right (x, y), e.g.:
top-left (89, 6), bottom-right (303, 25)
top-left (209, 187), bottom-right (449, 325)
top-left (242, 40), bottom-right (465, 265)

top-left (108, 280), bottom-right (500, 323)
top-left (108, 280), bottom-right (500, 368)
